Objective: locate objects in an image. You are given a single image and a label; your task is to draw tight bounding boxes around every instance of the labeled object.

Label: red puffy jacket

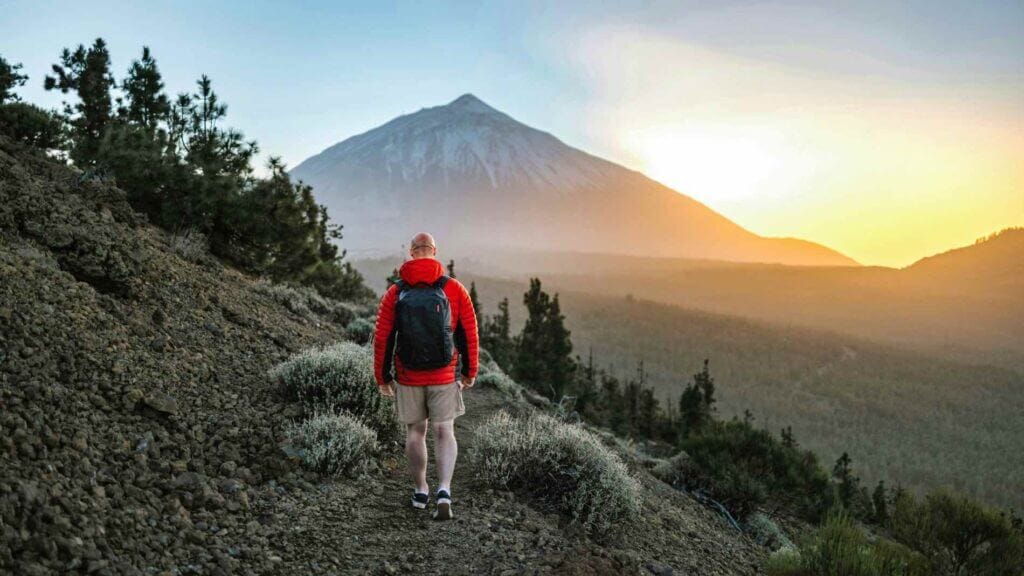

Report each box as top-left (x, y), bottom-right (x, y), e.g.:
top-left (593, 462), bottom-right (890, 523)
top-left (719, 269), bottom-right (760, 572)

top-left (373, 257), bottom-right (479, 387)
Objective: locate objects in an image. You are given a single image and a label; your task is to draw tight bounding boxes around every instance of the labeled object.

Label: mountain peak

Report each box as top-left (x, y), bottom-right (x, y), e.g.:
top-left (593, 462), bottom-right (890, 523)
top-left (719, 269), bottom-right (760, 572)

top-left (446, 93), bottom-right (498, 114)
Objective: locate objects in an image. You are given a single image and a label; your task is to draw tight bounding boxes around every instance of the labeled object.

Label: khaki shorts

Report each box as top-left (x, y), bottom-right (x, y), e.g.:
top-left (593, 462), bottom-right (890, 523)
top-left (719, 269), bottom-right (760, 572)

top-left (394, 382), bottom-right (465, 424)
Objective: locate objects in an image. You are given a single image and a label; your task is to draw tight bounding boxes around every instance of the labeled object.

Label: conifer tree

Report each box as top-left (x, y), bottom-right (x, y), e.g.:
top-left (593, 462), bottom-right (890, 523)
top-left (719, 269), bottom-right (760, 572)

top-left (0, 54), bottom-right (65, 148)
top-left (545, 293), bottom-right (575, 397)
top-left (0, 55), bottom-right (28, 103)
top-left (832, 452), bottom-right (859, 508)
top-left (695, 359), bottom-right (716, 414)
top-left (386, 267), bottom-right (401, 287)
top-left (482, 296), bottom-right (513, 370)
top-left (781, 426), bottom-right (797, 449)
top-left (513, 278), bottom-right (551, 393)
top-left (120, 46), bottom-right (169, 129)
top-left (677, 359), bottom-right (716, 438)
top-left (638, 387), bottom-right (659, 439)
top-left (872, 480), bottom-right (888, 524)
top-left (45, 38), bottom-right (116, 164)
top-left (447, 259), bottom-right (455, 278)
top-left (469, 281), bottom-right (481, 317)
top-left (678, 381), bottom-right (706, 438)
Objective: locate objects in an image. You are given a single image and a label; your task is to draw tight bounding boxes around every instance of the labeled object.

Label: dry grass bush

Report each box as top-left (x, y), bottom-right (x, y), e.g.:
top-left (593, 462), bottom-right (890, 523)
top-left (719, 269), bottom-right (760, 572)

top-left (345, 317), bottom-right (374, 344)
top-left (169, 228), bottom-right (208, 263)
top-left (474, 371), bottom-right (523, 400)
top-left (269, 342), bottom-right (400, 441)
top-left (474, 411), bottom-right (641, 538)
top-left (287, 412), bottom-right (379, 477)
top-left (256, 280), bottom-right (356, 325)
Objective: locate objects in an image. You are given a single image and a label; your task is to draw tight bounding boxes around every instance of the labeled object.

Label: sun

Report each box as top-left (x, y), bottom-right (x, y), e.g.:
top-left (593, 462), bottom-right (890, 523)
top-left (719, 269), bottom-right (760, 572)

top-left (628, 126), bottom-right (797, 206)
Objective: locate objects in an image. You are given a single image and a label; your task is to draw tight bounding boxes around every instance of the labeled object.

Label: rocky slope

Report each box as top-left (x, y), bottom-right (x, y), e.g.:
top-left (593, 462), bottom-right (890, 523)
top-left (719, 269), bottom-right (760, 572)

top-left (0, 134), bottom-right (768, 575)
top-left (290, 94), bottom-right (855, 267)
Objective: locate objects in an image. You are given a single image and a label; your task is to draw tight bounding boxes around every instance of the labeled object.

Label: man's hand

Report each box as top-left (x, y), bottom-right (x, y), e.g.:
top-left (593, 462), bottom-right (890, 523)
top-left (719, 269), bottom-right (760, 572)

top-left (460, 375), bottom-right (475, 390)
top-left (378, 383), bottom-right (395, 397)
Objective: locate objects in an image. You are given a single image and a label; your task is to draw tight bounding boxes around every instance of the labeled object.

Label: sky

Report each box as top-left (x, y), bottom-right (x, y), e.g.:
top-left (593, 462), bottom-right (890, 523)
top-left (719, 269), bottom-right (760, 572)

top-left (2, 0), bottom-right (1022, 266)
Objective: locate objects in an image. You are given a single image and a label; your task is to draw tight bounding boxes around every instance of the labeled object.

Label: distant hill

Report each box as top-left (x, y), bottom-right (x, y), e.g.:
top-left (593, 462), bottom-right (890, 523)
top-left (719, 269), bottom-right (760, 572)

top-left (291, 94), bottom-right (856, 267)
top-left (424, 230), bottom-right (1024, 369)
top-left (904, 227), bottom-right (1024, 286)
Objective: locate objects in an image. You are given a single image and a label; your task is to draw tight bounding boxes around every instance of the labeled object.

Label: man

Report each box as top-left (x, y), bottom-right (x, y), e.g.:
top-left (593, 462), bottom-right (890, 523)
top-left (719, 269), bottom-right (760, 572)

top-left (373, 232), bottom-right (478, 520)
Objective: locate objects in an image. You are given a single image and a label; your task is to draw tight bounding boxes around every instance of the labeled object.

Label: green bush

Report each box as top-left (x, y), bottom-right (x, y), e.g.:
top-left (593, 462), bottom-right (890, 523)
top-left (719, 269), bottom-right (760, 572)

top-left (680, 420), bottom-right (832, 520)
top-left (766, 511), bottom-right (928, 576)
top-left (345, 317), bottom-right (374, 344)
top-left (269, 342), bottom-right (399, 441)
top-left (287, 412), bottom-right (379, 477)
top-left (890, 490), bottom-right (1024, 576)
top-left (473, 411), bottom-right (641, 538)
top-left (0, 102), bottom-right (66, 149)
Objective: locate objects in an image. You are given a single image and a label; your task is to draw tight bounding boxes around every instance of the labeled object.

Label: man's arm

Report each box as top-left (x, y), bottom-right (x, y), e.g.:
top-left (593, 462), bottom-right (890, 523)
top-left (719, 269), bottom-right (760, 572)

top-left (373, 285), bottom-right (399, 389)
top-left (454, 280), bottom-right (479, 382)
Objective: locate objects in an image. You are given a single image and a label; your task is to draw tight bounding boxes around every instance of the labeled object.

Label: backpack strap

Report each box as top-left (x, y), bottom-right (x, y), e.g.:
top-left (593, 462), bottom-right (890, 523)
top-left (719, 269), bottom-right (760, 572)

top-left (432, 275), bottom-right (450, 289)
top-left (395, 279), bottom-right (407, 292)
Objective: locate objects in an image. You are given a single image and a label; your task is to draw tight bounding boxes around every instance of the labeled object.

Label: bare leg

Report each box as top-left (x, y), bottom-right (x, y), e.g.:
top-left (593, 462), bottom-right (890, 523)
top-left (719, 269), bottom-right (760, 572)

top-left (406, 420), bottom-right (429, 493)
top-left (432, 420), bottom-right (458, 493)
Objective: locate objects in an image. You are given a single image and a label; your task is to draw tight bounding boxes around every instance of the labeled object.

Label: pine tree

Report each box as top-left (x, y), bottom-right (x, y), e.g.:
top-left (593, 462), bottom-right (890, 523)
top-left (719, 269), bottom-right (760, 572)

top-left (544, 293), bottom-right (576, 398)
top-left (678, 381), bottom-right (705, 438)
top-left (514, 278), bottom-right (551, 394)
top-left (677, 359), bottom-right (717, 439)
top-left (45, 38), bottom-right (116, 165)
top-left (623, 379), bottom-right (642, 437)
top-left (573, 349), bottom-right (598, 416)
top-left (469, 281), bottom-right (481, 317)
top-left (695, 359), bottom-right (716, 414)
top-left (872, 480), bottom-right (888, 524)
top-left (600, 371), bottom-right (626, 434)
top-left (832, 452), bottom-right (859, 509)
top-left (120, 46), bottom-right (169, 130)
top-left (386, 267), bottom-right (401, 287)
top-left (0, 55), bottom-right (28, 103)
top-left (171, 74), bottom-right (256, 177)
top-left (781, 426), bottom-right (797, 449)
top-left (447, 259), bottom-right (455, 278)
top-left (638, 386), bottom-right (659, 439)
top-left (483, 297), bottom-right (513, 371)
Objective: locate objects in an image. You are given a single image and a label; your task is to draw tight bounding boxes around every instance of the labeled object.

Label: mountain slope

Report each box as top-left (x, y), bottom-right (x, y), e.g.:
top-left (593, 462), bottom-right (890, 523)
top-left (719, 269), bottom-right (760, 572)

top-left (0, 135), bottom-right (766, 574)
top-left (291, 94), bottom-right (856, 266)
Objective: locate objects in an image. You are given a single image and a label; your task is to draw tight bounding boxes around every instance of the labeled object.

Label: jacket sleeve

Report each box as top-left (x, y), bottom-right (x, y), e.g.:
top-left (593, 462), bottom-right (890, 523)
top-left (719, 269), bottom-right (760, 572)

top-left (373, 285), bottom-right (399, 386)
top-left (453, 280), bottom-right (479, 379)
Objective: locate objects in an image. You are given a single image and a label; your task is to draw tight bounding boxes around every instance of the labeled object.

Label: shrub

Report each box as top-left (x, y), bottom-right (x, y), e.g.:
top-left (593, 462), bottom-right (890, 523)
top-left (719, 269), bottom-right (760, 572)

top-left (169, 228), bottom-right (208, 263)
top-left (286, 412), bottom-right (379, 477)
top-left (475, 371), bottom-right (523, 400)
top-left (473, 411), bottom-right (641, 538)
top-left (345, 317), bottom-right (374, 344)
top-left (0, 102), bottom-right (66, 149)
top-left (680, 420), bottom-right (832, 520)
top-left (257, 280), bottom-right (356, 325)
top-left (746, 512), bottom-right (795, 552)
top-left (766, 511), bottom-right (928, 576)
top-left (890, 490), bottom-right (1024, 576)
top-left (269, 342), bottom-right (399, 441)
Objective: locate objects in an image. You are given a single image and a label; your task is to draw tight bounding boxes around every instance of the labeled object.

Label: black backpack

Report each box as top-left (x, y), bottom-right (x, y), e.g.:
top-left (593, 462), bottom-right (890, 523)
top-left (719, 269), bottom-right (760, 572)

top-left (394, 276), bottom-right (454, 369)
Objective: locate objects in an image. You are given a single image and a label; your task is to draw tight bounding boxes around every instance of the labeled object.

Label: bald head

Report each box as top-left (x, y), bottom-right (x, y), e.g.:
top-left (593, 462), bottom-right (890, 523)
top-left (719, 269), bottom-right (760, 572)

top-left (409, 232), bottom-right (437, 259)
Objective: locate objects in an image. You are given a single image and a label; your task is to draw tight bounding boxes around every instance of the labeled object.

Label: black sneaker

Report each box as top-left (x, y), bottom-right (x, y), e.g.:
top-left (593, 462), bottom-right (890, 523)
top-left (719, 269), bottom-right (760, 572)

top-left (433, 490), bottom-right (453, 520)
top-left (411, 492), bottom-right (429, 510)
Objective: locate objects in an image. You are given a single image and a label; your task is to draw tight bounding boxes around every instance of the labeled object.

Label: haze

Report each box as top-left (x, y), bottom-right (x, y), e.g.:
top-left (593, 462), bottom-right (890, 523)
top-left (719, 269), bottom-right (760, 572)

top-left (2, 0), bottom-right (1021, 265)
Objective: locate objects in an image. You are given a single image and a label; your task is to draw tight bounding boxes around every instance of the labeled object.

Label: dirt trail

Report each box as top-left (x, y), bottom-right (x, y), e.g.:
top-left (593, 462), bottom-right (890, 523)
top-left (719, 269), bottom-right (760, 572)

top-left (262, 389), bottom-right (766, 576)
